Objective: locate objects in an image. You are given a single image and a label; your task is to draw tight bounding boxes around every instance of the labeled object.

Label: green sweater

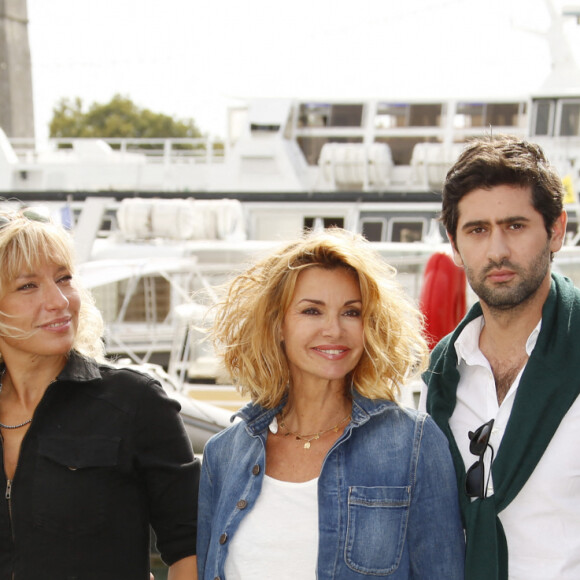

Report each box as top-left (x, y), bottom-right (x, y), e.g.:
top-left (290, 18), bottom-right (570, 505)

top-left (423, 273), bottom-right (580, 580)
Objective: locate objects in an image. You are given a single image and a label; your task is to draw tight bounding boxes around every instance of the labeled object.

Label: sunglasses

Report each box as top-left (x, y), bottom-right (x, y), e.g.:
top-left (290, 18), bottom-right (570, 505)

top-left (465, 418), bottom-right (495, 499)
top-left (0, 208), bottom-right (51, 229)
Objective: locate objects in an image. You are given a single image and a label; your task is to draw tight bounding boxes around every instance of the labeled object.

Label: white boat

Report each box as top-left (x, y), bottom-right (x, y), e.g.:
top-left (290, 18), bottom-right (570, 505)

top-left (2, 83), bottom-right (578, 236)
top-left (0, 2), bottom-right (578, 240)
top-left (1, 0), bottom-right (580, 444)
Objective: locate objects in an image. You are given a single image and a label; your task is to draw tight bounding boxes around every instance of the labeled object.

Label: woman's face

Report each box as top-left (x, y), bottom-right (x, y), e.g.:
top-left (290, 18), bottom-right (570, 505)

top-left (281, 267), bottom-right (364, 388)
top-left (0, 260), bottom-right (80, 360)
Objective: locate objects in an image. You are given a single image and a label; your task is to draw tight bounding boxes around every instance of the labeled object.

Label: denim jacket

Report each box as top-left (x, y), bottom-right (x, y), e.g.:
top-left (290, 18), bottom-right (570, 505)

top-left (197, 392), bottom-right (464, 579)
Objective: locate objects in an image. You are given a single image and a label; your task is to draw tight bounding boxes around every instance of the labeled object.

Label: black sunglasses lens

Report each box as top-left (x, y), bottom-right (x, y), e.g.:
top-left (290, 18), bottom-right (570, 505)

top-left (469, 419), bottom-right (494, 455)
top-left (465, 460), bottom-right (484, 498)
top-left (466, 419), bottom-right (495, 498)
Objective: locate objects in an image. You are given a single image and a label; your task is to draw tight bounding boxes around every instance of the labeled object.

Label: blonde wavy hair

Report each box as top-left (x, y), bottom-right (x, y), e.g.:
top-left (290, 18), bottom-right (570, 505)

top-left (0, 207), bottom-right (105, 361)
top-left (210, 228), bottom-right (428, 408)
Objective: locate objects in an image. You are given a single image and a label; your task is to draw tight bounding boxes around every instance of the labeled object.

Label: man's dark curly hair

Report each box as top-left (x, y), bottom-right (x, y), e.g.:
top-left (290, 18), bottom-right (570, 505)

top-left (441, 134), bottom-right (564, 244)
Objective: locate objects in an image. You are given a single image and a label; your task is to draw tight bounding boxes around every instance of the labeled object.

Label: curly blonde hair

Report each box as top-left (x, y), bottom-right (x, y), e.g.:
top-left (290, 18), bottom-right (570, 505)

top-left (0, 208), bottom-right (105, 361)
top-left (210, 228), bottom-right (428, 408)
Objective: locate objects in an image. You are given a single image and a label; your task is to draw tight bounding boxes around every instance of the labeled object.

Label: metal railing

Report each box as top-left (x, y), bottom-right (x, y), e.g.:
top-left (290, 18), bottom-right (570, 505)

top-left (8, 136), bottom-right (226, 165)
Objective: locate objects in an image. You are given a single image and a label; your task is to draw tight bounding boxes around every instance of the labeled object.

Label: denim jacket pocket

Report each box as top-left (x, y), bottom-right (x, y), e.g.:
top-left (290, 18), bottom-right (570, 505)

top-left (32, 435), bottom-right (120, 535)
top-left (345, 485), bottom-right (410, 575)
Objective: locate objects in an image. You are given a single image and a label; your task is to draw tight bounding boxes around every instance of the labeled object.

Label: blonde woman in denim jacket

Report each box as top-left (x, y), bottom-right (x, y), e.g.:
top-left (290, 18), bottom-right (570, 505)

top-left (197, 228), bottom-right (464, 579)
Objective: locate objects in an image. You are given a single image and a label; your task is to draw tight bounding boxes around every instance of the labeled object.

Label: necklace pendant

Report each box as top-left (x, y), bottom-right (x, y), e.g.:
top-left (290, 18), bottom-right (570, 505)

top-left (303, 441), bottom-right (311, 449)
top-left (268, 416), bottom-right (279, 434)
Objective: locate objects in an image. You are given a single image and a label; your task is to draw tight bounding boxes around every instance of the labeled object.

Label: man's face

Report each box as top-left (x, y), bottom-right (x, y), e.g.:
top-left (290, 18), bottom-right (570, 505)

top-left (450, 184), bottom-right (566, 311)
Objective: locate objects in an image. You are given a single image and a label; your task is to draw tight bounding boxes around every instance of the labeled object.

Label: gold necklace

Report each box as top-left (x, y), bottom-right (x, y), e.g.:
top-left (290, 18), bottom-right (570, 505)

top-left (279, 412), bottom-right (351, 449)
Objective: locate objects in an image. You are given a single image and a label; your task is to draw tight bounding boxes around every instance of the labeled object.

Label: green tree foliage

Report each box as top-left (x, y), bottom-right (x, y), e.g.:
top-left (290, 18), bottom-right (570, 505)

top-left (49, 94), bottom-right (203, 139)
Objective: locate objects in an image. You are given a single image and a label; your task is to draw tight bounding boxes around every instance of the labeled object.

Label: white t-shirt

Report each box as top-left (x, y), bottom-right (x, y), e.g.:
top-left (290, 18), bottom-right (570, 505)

top-left (419, 316), bottom-right (580, 579)
top-left (224, 475), bottom-right (319, 579)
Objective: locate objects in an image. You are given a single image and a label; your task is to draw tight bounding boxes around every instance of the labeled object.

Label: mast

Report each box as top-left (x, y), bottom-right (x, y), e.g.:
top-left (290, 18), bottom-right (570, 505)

top-left (0, 0), bottom-right (34, 138)
top-left (539, 0), bottom-right (580, 92)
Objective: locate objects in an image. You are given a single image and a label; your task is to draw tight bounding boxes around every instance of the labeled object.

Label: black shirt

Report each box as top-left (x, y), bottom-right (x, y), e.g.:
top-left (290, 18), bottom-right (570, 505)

top-left (0, 351), bottom-right (199, 579)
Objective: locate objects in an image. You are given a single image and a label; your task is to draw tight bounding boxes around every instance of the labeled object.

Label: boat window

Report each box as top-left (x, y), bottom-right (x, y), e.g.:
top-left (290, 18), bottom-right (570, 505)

top-left (250, 123), bottom-right (280, 132)
top-left (455, 103), bottom-right (485, 127)
top-left (455, 102), bottom-right (524, 130)
top-left (375, 103), bottom-right (443, 128)
top-left (409, 104), bottom-right (443, 126)
top-left (485, 103), bottom-right (521, 127)
top-left (329, 104), bottom-right (364, 127)
top-left (360, 219), bottom-right (387, 242)
top-left (99, 213), bottom-right (115, 235)
top-left (375, 104), bottom-right (407, 128)
top-left (298, 103), bottom-right (330, 127)
top-left (297, 103), bottom-right (363, 128)
top-left (303, 217), bottom-right (345, 231)
top-left (532, 100), bottom-right (555, 136)
top-left (559, 101), bottom-right (580, 137)
top-left (388, 219), bottom-right (426, 243)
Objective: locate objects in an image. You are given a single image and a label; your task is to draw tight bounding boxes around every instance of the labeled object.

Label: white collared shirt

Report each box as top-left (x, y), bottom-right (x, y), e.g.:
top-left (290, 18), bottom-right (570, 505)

top-left (420, 316), bottom-right (580, 579)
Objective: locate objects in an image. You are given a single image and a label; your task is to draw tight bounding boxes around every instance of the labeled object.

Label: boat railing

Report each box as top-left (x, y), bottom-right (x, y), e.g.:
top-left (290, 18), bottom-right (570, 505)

top-left (8, 136), bottom-right (226, 166)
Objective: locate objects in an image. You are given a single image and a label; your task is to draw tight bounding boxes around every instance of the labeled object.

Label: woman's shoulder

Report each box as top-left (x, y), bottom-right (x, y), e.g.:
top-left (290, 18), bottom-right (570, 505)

top-left (201, 418), bottom-right (259, 476)
top-left (385, 404), bottom-right (447, 440)
top-left (205, 399), bottom-right (277, 453)
top-left (97, 362), bottom-right (158, 388)
top-left (354, 395), bottom-right (425, 426)
top-left (63, 354), bottom-right (173, 413)
top-left (205, 416), bottom-right (249, 452)
top-left (382, 404), bottom-right (452, 457)
top-left (355, 397), bottom-right (447, 448)
top-left (64, 352), bottom-right (155, 387)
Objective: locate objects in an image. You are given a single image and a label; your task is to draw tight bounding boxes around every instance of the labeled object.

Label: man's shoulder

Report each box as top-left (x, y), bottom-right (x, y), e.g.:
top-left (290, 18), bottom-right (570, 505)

top-left (427, 333), bottom-right (455, 374)
top-left (422, 327), bottom-right (462, 391)
top-left (431, 333), bottom-right (453, 356)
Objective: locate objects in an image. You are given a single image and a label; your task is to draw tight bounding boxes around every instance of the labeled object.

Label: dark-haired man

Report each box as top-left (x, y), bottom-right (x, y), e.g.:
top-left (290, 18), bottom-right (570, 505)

top-left (420, 135), bottom-right (580, 580)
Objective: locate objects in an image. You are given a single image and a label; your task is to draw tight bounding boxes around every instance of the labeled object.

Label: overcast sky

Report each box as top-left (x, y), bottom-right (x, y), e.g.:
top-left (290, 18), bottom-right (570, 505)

top-left (26, 0), bottom-right (580, 140)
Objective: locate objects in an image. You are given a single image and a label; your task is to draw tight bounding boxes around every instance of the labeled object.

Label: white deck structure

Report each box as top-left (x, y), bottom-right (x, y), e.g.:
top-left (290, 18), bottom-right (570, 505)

top-left (0, 0), bottom-right (579, 442)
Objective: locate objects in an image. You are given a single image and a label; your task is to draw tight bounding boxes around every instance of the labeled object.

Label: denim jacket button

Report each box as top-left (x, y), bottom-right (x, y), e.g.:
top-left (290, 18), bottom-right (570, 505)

top-left (219, 533), bottom-right (228, 544)
top-left (213, 577), bottom-right (221, 580)
top-left (236, 499), bottom-right (248, 509)
top-left (252, 464), bottom-right (260, 475)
